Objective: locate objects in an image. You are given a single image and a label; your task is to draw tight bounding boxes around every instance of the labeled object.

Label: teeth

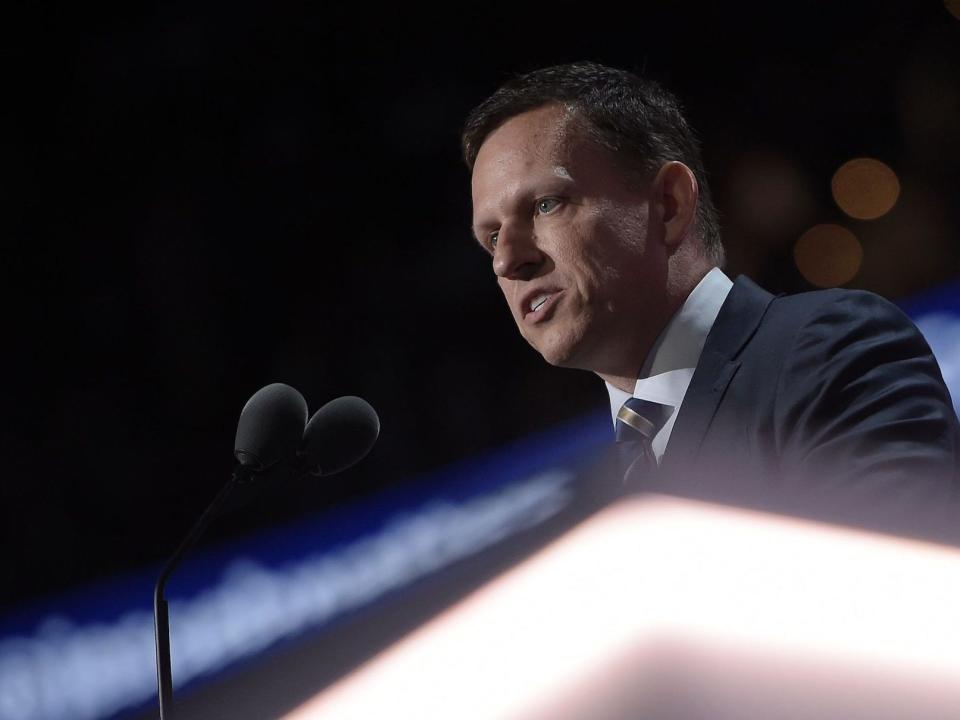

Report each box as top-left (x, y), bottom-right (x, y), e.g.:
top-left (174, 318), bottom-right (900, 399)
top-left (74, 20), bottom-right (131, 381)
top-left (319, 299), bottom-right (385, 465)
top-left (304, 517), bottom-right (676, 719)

top-left (531, 294), bottom-right (551, 312)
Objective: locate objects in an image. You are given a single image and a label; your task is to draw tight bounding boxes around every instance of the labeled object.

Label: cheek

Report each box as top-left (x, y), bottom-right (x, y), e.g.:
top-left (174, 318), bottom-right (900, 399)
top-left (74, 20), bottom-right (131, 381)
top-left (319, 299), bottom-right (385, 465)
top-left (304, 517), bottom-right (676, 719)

top-left (498, 280), bottom-right (521, 319)
top-left (586, 214), bottom-right (649, 286)
top-left (588, 199), bottom-right (649, 250)
top-left (554, 225), bottom-right (624, 290)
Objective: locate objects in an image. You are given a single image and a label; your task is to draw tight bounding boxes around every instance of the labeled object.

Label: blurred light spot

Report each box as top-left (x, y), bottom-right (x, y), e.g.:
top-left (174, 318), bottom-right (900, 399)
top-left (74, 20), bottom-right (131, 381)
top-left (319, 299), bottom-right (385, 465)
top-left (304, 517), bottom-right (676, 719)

top-left (794, 224), bottom-right (863, 287)
top-left (946, 0), bottom-right (960, 20)
top-left (831, 158), bottom-right (900, 220)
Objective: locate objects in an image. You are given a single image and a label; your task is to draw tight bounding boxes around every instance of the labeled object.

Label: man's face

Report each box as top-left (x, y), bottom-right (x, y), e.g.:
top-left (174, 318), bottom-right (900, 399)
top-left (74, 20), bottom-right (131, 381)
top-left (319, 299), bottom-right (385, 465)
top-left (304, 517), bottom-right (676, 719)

top-left (471, 104), bottom-right (671, 380)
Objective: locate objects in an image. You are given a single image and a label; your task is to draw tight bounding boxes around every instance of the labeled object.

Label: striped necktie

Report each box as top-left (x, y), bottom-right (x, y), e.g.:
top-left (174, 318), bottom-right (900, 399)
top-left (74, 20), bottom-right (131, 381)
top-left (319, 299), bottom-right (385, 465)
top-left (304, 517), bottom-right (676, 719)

top-left (615, 397), bottom-right (668, 486)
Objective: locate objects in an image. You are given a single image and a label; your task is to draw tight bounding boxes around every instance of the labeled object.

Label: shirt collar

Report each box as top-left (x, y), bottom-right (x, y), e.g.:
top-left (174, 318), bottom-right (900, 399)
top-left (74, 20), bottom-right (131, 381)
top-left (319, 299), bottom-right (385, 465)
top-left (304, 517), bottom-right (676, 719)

top-left (606, 267), bottom-right (733, 425)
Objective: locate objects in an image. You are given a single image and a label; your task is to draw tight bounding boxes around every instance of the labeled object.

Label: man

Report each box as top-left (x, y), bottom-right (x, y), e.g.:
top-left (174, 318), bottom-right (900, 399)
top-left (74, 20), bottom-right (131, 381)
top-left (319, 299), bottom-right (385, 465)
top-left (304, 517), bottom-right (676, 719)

top-left (463, 62), bottom-right (958, 526)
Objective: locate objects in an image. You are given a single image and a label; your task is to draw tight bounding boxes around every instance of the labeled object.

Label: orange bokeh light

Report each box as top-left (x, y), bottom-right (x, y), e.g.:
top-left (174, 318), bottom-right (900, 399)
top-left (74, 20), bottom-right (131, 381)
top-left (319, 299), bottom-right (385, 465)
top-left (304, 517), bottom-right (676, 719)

top-left (831, 157), bottom-right (900, 220)
top-left (794, 224), bottom-right (863, 288)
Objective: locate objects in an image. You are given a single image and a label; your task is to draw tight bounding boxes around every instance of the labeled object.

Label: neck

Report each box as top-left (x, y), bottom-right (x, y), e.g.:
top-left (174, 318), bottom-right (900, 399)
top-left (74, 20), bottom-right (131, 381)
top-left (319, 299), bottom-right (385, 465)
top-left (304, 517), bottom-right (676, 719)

top-left (596, 261), bottom-right (716, 392)
top-left (597, 370), bottom-right (640, 394)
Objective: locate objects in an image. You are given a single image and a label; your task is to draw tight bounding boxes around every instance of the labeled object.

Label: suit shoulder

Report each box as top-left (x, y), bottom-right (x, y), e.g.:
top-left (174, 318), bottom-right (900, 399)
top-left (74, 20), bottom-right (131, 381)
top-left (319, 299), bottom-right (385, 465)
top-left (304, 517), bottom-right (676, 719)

top-left (765, 286), bottom-right (916, 334)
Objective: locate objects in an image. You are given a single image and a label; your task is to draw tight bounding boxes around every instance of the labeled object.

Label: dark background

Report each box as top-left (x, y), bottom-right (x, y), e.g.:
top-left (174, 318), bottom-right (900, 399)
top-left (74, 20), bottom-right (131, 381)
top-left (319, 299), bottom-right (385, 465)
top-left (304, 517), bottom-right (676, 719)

top-left (4, 1), bottom-right (959, 611)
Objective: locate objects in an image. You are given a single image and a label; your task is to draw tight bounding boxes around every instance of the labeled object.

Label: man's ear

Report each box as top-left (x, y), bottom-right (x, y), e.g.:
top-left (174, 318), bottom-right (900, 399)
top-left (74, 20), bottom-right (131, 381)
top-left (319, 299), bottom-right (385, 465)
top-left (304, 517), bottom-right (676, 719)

top-left (651, 161), bottom-right (699, 249)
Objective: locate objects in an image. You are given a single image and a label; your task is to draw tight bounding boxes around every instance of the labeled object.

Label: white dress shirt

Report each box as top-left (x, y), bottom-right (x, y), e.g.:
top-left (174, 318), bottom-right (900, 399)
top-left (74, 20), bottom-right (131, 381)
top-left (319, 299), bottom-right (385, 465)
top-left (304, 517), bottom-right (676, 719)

top-left (606, 267), bottom-right (733, 463)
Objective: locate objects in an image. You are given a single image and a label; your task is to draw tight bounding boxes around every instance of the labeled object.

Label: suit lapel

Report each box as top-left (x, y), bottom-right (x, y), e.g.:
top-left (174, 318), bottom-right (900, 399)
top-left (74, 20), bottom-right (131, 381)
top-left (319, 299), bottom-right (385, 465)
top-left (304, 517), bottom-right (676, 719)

top-left (659, 275), bottom-right (776, 476)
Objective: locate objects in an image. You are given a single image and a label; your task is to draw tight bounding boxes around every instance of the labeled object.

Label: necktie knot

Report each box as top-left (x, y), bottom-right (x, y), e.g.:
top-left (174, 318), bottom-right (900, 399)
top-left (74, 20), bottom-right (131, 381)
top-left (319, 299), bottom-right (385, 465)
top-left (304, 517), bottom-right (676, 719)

top-left (615, 397), bottom-right (669, 487)
top-left (615, 397), bottom-right (668, 443)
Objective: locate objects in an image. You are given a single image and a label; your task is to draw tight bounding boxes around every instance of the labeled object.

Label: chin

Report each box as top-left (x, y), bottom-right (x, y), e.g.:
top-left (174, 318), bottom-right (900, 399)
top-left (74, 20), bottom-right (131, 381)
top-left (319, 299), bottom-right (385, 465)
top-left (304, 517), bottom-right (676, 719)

top-left (531, 332), bottom-right (592, 370)
top-left (537, 348), bottom-right (571, 368)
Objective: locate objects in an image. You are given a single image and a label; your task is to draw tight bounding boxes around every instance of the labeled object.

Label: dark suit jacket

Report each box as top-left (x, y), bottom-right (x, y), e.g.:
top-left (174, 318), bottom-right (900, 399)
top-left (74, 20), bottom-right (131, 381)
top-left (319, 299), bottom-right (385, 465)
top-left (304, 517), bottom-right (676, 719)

top-left (643, 275), bottom-right (960, 534)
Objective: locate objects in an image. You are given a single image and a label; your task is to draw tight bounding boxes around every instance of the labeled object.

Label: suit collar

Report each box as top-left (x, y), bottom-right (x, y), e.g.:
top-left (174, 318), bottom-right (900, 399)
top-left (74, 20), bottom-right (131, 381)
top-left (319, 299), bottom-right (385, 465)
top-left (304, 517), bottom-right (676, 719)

top-left (659, 275), bottom-right (776, 475)
top-left (698, 275), bottom-right (775, 359)
top-left (604, 268), bottom-right (733, 460)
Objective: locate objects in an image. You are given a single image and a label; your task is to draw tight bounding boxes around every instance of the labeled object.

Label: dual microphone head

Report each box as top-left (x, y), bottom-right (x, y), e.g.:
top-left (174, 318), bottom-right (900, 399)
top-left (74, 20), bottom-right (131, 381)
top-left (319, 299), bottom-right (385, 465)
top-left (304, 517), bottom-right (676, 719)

top-left (233, 383), bottom-right (380, 479)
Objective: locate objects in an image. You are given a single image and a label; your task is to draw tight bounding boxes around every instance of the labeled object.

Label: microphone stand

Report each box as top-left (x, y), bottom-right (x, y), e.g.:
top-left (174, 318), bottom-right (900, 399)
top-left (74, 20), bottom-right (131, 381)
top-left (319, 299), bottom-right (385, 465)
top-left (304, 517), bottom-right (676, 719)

top-left (153, 467), bottom-right (252, 719)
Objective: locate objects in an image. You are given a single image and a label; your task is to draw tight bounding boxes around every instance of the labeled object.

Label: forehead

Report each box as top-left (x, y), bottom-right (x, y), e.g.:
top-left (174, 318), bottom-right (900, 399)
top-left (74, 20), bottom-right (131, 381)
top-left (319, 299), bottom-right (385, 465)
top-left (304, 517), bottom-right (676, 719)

top-left (470, 105), bottom-right (627, 217)
top-left (472, 105), bottom-right (578, 194)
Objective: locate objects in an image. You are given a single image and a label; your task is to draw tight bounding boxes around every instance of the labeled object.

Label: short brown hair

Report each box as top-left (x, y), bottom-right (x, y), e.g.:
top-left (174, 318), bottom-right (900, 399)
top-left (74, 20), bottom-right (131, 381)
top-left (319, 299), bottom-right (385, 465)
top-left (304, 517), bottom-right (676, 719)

top-left (462, 61), bottom-right (723, 262)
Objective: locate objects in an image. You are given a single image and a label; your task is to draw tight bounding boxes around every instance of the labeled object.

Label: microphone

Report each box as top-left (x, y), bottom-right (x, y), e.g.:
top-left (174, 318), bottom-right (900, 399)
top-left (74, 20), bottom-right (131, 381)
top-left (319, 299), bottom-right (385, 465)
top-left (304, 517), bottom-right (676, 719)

top-left (154, 383), bottom-right (308, 720)
top-left (300, 395), bottom-right (380, 476)
top-left (153, 386), bottom-right (380, 719)
top-left (235, 382), bottom-right (310, 472)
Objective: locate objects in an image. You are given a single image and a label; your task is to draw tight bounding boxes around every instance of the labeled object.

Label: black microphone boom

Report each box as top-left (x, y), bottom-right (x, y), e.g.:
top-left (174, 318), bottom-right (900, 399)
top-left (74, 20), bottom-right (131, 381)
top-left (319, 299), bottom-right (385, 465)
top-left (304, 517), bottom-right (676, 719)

top-left (153, 383), bottom-right (308, 720)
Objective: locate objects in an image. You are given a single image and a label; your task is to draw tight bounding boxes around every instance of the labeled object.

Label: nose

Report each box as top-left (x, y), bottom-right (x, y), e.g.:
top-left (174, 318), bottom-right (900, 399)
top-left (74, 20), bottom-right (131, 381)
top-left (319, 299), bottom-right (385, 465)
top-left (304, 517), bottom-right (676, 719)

top-left (492, 224), bottom-right (543, 280)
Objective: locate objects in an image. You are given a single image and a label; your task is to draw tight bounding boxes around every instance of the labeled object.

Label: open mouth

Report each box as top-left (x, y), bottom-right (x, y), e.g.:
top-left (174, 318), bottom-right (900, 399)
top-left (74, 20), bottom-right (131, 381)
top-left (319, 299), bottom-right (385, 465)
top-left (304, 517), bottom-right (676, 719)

top-left (530, 293), bottom-right (552, 313)
top-left (523, 290), bottom-right (562, 322)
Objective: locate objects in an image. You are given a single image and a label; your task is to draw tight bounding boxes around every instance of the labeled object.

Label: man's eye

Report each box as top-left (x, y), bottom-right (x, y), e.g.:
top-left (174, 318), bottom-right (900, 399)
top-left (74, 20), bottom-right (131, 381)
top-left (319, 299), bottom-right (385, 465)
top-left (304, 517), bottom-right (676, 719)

top-left (536, 198), bottom-right (561, 214)
top-left (489, 231), bottom-right (499, 249)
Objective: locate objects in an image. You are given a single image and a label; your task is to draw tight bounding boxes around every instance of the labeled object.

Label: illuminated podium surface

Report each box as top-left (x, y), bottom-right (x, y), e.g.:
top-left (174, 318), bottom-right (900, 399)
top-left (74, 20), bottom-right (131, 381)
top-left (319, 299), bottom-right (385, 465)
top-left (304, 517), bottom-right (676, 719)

top-left (277, 494), bottom-right (960, 720)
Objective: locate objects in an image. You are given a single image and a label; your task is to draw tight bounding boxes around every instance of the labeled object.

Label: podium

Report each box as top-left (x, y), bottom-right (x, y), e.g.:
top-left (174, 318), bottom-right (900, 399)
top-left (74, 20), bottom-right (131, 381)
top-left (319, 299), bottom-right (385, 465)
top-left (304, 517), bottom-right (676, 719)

top-left (280, 494), bottom-right (960, 720)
